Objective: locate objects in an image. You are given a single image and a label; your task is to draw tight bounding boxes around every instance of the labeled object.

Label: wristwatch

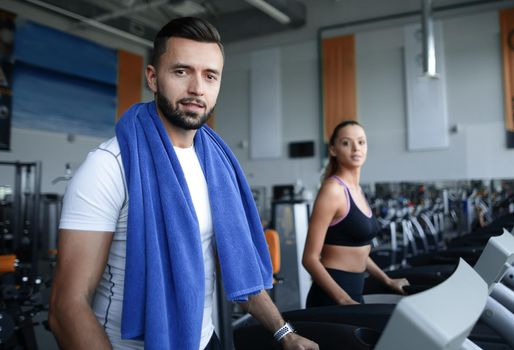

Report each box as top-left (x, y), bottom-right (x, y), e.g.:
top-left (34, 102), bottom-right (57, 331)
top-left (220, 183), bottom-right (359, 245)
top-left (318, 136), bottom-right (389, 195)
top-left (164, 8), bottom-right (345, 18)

top-left (273, 322), bottom-right (295, 342)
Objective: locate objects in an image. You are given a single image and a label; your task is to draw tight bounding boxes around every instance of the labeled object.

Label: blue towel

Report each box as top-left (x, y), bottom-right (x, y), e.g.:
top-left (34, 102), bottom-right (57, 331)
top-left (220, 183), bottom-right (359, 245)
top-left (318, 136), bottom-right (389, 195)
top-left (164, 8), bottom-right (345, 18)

top-left (115, 102), bottom-right (272, 350)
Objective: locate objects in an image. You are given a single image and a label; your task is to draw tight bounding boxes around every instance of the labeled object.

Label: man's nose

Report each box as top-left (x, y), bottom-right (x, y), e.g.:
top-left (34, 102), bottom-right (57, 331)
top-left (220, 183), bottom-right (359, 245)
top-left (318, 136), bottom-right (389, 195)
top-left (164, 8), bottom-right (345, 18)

top-left (188, 74), bottom-right (205, 96)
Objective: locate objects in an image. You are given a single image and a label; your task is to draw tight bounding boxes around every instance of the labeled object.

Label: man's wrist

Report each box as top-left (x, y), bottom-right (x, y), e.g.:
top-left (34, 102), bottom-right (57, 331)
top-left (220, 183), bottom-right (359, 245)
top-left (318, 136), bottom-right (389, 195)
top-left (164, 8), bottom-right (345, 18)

top-left (273, 322), bottom-right (295, 342)
top-left (280, 331), bottom-right (297, 346)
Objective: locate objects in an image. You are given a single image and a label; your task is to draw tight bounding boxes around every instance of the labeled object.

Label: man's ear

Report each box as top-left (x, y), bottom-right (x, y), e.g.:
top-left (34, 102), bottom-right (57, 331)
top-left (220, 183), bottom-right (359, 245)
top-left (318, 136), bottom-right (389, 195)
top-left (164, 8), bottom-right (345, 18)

top-left (146, 65), bottom-right (158, 93)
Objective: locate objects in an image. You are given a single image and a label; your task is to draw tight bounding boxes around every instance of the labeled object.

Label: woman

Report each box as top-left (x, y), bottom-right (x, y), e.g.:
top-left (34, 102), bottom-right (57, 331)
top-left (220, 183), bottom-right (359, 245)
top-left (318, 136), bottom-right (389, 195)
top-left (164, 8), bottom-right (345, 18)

top-left (302, 120), bottom-right (409, 306)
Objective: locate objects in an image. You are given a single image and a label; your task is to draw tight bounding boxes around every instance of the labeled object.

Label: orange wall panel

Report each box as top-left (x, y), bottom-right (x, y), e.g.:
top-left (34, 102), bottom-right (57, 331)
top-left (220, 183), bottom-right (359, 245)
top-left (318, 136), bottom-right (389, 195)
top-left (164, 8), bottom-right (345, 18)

top-left (116, 50), bottom-right (143, 120)
top-left (500, 9), bottom-right (514, 131)
top-left (322, 35), bottom-right (357, 142)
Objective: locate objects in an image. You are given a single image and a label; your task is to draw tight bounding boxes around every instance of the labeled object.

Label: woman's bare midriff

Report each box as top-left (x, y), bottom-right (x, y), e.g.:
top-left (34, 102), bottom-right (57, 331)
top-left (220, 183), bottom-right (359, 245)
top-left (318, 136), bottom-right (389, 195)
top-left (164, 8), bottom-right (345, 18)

top-left (320, 244), bottom-right (371, 273)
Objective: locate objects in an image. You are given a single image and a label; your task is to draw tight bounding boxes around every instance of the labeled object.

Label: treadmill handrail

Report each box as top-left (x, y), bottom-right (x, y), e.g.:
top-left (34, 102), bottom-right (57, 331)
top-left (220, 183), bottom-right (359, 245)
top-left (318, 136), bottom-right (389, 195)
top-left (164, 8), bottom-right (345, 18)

top-left (473, 229), bottom-right (514, 292)
top-left (375, 259), bottom-right (488, 350)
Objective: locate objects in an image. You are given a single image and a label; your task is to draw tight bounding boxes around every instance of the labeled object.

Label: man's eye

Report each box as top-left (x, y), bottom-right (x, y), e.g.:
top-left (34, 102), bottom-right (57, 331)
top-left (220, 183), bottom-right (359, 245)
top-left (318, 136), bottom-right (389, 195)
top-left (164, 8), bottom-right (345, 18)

top-left (207, 74), bottom-right (219, 81)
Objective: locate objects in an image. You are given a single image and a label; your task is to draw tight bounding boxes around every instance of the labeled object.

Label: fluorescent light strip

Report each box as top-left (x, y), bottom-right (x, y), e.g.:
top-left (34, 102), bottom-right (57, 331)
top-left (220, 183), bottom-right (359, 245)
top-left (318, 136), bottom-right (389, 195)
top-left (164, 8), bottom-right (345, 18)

top-left (245, 0), bottom-right (291, 25)
top-left (22, 0), bottom-right (153, 48)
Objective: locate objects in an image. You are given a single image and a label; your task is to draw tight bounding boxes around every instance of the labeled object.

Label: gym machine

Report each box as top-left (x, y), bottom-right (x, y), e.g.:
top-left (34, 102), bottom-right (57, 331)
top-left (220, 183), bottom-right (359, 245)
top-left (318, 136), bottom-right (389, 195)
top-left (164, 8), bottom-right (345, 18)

top-left (234, 258), bottom-right (488, 350)
top-left (0, 161), bottom-right (48, 350)
top-left (234, 229), bottom-right (514, 349)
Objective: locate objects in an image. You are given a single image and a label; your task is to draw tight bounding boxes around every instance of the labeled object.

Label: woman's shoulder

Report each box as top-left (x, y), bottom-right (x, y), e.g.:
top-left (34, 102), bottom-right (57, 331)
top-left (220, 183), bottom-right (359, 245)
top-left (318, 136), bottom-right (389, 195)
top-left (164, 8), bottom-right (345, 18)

top-left (311, 177), bottom-right (349, 216)
top-left (319, 177), bottom-right (347, 200)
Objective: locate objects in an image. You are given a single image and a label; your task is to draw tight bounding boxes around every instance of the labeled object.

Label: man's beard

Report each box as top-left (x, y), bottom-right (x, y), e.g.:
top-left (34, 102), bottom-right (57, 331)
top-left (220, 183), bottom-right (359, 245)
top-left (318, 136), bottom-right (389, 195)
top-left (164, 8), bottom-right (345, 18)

top-left (156, 90), bottom-right (214, 130)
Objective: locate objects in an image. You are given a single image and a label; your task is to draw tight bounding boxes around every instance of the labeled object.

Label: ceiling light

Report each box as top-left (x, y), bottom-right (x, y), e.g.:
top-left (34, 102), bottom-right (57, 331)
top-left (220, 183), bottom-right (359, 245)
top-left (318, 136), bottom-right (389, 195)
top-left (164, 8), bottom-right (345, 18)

top-left (245, 0), bottom-right (291, 25)
top-left (169, 0), bottom-right (207, 17)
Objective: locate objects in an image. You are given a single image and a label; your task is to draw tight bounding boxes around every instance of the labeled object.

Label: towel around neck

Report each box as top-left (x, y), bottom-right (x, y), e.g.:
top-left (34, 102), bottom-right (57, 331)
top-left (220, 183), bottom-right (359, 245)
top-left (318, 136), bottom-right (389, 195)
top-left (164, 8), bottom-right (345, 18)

top-left (116, 102), bottom-right (272, 350)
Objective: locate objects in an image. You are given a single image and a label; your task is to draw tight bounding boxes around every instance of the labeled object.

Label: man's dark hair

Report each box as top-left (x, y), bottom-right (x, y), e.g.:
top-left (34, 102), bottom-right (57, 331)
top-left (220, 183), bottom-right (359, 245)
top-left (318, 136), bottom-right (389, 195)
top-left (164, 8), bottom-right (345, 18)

top-left (151, 17), bottom-right (224, 67)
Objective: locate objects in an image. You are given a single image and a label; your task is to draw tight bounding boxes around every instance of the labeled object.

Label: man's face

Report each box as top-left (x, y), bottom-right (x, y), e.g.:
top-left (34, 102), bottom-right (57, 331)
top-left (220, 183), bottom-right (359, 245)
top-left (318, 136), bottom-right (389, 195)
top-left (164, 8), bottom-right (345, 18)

top-left (146, 37), bottom-right (223, 130)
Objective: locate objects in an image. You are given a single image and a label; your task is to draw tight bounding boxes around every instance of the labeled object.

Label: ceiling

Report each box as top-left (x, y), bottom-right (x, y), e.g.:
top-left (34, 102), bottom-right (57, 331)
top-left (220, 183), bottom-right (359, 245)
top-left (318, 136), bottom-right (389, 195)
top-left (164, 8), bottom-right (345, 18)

top-left (20, 0), bottom-right (307, 46)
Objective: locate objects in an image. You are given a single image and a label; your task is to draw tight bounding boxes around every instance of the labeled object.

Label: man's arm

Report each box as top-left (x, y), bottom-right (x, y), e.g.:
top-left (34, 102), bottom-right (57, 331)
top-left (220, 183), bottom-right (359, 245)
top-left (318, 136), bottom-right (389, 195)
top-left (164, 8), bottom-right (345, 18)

top-left (48, 229), bottom-right (114, 350)
top-left (239, 290), bottom-right (319, 350)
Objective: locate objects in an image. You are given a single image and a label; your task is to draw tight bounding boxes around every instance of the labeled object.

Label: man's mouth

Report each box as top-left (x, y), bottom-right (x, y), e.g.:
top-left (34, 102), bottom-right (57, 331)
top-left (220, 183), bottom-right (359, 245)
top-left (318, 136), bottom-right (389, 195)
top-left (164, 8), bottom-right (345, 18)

top-left (179, 98), bottom-right (206, 110)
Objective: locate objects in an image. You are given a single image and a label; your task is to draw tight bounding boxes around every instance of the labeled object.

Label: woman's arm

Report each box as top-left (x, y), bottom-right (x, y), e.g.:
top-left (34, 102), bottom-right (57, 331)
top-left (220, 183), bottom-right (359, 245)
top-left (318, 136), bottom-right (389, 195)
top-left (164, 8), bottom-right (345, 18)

top-left (302, 181), bottom-right (359, 305)
top-left (365, 257), bottom-right (409, 294)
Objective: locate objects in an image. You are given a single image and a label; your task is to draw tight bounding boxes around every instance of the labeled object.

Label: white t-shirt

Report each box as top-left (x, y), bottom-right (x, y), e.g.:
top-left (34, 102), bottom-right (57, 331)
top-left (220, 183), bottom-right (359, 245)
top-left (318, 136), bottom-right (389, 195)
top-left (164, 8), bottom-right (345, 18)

top-left (60, 137), bottom-right (216, 350)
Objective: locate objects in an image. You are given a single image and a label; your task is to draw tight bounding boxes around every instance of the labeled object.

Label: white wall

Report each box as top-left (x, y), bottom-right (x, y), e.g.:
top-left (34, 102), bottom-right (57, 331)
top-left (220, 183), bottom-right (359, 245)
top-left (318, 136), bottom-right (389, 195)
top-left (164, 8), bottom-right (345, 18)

top-left (356, 11), bottom-right (513, 183)
top-left (215, 40), bottom-right (321, 204)
top-left (216, 9), bottom-right (514, 202)
top-left (1, 1), bottom-right (514, 200)
top-left (1, 129), bottom-right (105, 194)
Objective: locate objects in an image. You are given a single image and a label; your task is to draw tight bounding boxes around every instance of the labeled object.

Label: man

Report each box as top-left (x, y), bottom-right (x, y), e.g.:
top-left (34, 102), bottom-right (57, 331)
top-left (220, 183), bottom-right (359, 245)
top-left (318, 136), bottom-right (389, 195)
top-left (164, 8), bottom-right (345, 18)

top-left (48, 17), bottom-right (318, 350)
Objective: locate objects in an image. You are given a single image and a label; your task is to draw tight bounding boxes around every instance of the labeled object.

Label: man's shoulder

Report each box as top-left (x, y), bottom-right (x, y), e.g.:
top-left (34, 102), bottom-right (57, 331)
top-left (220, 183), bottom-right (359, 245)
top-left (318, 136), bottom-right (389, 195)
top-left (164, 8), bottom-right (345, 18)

top-left (81, 137), bottom-right (123, 172)
top-left (95, 136), bottom-right (120, 157)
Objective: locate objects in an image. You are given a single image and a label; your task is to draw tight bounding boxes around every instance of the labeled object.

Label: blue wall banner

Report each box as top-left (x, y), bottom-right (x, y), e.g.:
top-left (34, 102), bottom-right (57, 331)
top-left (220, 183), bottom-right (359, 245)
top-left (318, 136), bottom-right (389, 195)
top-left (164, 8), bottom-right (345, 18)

top-left (12, 20), bottom-right (117, 137)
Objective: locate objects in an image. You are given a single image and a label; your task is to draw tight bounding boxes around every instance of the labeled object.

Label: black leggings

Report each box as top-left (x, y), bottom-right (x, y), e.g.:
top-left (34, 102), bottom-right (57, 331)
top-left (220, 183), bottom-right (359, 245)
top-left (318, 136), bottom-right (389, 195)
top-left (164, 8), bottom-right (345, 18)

top-left (306, 267), bottom-right (365, 307)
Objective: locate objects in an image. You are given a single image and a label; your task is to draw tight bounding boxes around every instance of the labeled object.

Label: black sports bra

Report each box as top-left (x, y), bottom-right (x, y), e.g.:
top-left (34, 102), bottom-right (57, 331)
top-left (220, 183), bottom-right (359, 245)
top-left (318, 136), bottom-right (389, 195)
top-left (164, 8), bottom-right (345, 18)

top-left (324, 176), bottom-right (379, 247)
